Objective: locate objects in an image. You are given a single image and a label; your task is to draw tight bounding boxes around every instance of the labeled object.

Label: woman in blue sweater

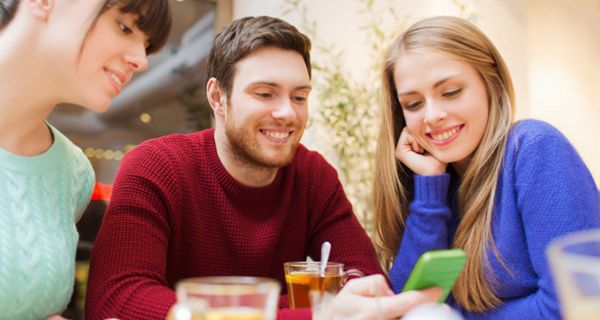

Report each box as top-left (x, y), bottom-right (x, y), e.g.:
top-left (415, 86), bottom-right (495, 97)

top-left (0, 0), bottom-right (170, 319)
top-left (373, 16), bottom-right (600, 319)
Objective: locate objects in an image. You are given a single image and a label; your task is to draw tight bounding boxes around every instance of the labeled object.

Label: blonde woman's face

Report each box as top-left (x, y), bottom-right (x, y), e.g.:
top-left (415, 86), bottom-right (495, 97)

top-left (393, 50), bottom-right (489, 172)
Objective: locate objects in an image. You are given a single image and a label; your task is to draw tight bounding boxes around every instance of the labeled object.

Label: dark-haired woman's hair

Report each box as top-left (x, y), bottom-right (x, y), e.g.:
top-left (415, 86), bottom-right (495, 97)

top-left (103, 0), bottom-right (172, 54)
top-left (0, 0), bottom-right (18, 30)
top-left (1, 0), bottom-right (172, 55)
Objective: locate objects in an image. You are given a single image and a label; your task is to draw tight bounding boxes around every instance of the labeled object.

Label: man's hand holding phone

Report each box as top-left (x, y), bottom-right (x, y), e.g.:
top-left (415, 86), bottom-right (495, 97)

top-left (314, 274), bottom-right (443, 320)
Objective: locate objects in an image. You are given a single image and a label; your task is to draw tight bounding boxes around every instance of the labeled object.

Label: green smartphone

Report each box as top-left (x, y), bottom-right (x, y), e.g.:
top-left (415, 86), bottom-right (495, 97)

top-left (401, 249), bottom-right (466, 302)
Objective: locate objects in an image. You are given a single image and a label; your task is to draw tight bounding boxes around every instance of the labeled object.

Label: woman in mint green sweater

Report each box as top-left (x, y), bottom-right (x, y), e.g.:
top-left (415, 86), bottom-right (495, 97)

top-left (0, 1), bottom-right (171, 318)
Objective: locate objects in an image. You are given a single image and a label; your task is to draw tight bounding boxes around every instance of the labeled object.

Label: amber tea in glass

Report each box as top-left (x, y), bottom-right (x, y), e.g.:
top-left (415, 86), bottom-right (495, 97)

top-left (284, 262), bottom-right (363, 309)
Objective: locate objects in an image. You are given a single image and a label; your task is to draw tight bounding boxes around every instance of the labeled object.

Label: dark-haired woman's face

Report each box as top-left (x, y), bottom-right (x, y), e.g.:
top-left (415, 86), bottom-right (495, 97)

top-left (70, 4), bottom-right (149, 112)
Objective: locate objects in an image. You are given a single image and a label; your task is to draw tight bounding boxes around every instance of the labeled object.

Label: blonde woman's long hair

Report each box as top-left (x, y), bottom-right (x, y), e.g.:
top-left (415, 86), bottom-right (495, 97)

top-left (374, 16), bottom-right (515, 312)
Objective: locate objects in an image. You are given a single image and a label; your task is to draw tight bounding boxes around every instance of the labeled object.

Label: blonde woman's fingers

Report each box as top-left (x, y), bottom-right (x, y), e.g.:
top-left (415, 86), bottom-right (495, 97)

top-left (411, 139), bottom-right (423, 154)
top-left (396, 128), bottom-right (413, 157)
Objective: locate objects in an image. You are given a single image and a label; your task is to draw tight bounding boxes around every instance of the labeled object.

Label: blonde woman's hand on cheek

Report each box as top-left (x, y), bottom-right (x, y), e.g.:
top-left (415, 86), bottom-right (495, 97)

top-left (396, 127), bottom-right (447, 175)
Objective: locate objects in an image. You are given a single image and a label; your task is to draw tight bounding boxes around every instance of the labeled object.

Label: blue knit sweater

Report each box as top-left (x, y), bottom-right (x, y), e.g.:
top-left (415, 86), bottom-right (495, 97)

top-left (388, 119), bottom-right (600, 319)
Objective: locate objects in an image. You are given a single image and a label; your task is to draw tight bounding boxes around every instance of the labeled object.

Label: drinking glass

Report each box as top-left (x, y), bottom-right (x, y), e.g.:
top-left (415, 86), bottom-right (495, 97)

top-left (283, 261), bottom-right (363, 309)
top-left (174, 276), bottom-right (281, 320)
top-left (548, 229), bottom-right (600, 320)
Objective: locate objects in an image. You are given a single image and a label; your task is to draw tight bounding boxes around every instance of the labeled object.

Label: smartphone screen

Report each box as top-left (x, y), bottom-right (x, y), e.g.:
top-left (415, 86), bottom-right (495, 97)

top-left (401, 249), bottom-right (466, 302)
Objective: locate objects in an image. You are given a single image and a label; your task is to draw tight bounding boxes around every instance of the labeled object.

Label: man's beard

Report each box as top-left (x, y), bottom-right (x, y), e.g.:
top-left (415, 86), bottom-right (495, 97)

top-left (224, 120), bottom-right (300, 169)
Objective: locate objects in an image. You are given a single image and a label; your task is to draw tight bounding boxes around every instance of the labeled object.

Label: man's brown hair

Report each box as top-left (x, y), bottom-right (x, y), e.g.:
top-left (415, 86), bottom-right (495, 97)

top-left (207, 16), bottom-right (312, 97)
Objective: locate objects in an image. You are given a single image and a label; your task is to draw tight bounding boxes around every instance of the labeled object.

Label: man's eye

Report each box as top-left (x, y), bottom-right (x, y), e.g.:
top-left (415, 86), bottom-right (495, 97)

top-left (293, 96), bottom-right (307, 102)
top-left (442, 88), bottom-right (462, 98)
top-left (255, 92), bottom-right (272, 98)
top-left (119, 22), bottom-right (133, 35)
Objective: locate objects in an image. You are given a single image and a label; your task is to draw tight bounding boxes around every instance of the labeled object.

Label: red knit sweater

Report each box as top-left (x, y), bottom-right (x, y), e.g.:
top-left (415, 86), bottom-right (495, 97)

top-left (85, 129), bottom-right (382, 320)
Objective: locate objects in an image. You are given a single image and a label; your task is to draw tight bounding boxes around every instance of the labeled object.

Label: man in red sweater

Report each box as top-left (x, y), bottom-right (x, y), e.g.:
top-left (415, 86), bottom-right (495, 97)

top-left (85, 16), bottom-right (440, 320)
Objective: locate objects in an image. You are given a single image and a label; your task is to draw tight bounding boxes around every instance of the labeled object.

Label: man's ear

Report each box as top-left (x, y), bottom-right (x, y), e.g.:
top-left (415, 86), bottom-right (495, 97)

top-left (207, 77), bottom-right (227, 117)
top-left (28, 0), bottom-right (53, 22)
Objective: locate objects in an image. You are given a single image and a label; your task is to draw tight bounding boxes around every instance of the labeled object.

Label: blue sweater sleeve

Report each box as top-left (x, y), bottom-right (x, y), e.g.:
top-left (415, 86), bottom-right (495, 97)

top-left (388, 174), bottom-right (452, 293)
top-left (453, 121), bottom-right (600, 319)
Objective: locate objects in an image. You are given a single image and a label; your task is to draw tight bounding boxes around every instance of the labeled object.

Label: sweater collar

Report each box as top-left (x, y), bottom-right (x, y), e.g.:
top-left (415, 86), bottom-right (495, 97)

top-left (0, 124), bottom-right (67, 173)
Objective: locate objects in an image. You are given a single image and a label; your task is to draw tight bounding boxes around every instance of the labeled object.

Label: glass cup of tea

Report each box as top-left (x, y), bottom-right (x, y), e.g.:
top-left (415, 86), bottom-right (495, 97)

top-left (283, 261), bottom-right (364, 309)
top-left (548, 229), bottom-right (600, 320)
top-left (173, 276), bottom-right (281, 320)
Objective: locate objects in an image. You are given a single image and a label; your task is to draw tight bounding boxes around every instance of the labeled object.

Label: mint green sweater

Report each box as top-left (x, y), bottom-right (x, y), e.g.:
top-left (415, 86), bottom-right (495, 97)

top-left (0, 125), bottom-right (94, 319)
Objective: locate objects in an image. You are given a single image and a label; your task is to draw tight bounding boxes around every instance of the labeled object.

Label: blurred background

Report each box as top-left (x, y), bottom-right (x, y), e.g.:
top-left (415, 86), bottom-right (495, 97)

top-left (53, 0), bottom-right (599, 318)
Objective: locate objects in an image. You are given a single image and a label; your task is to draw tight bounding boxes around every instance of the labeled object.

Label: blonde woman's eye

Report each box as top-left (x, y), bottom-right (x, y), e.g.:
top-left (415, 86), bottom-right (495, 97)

top-left (119, 22), bottom-right (133, 35)
top-left (403, 100), bottom-right (422, 111)
top-left (443, 88), bottom-right (462, 98)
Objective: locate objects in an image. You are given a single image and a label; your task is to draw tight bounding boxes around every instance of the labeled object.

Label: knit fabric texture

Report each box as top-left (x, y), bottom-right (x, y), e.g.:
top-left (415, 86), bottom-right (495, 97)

top-left (388, 119), bottom-right (600, 319)
top-left (0, 125), bottom-right (94, 320)
top-left (85, 128), bottom-right (382, 320)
